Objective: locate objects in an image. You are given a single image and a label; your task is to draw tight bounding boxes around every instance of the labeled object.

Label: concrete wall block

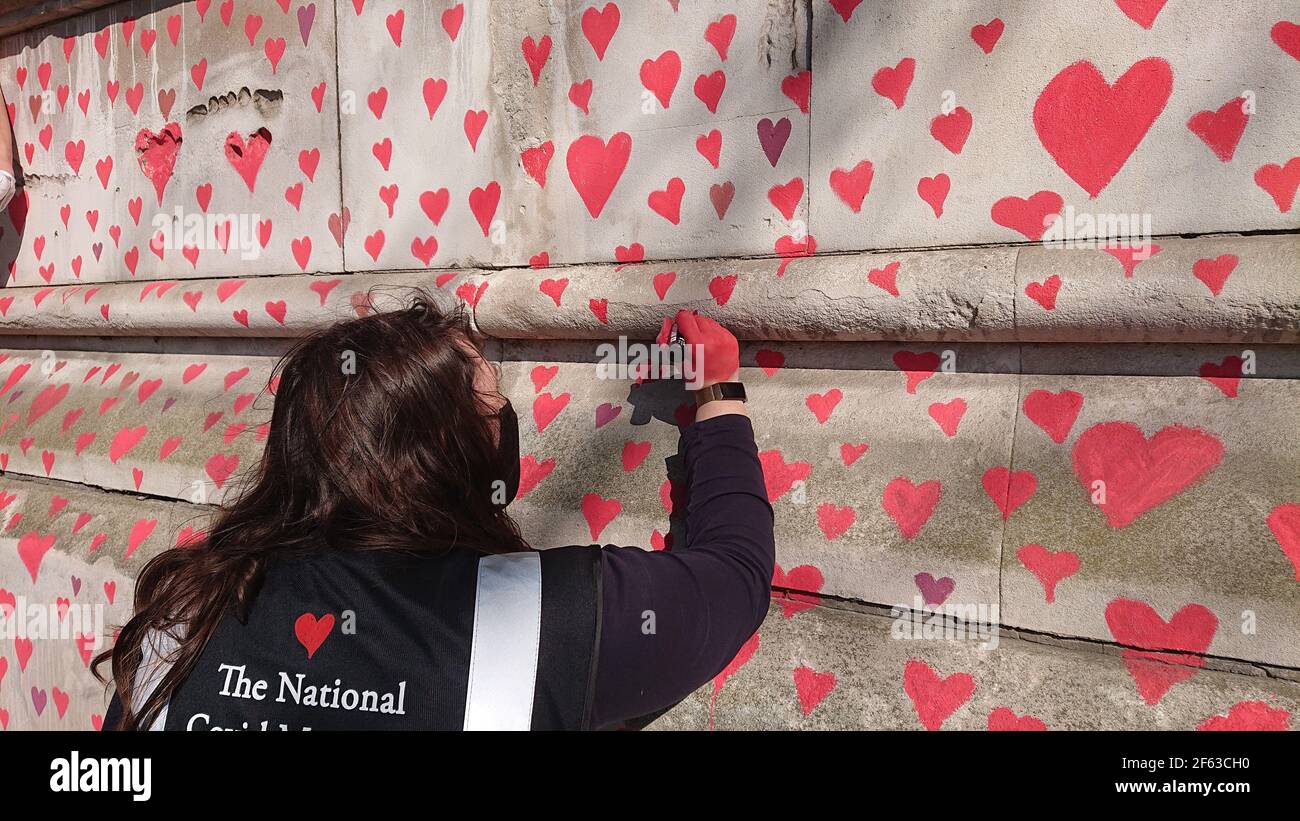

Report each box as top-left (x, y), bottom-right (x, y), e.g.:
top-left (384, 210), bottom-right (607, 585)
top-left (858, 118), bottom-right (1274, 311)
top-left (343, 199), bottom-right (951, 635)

top-left (0, 346), bottom-right (278, 502)
top-left (337, 0), bottom-right (811, 270)
top-left (500, 339), bottom-right (1019, 610)
top-left (0, 472), bottom-right (205, 730)
top-left (809, 0), bottom-right (1300, 252)
top-left (1014, 235), bottom-right (1300, 343)
top-left (0, 0), bottom-right (344, 285)
top-left (0, 233), bottom-right (1295, 344)
top-left (650, 601), bottom-right (1300, 730)
top-left (475, 244), bottom-right (1019, 341)
top-left (0, 268), bottom-right (472, 336)
top-left (1000, 358), bottom-right (1300, 668)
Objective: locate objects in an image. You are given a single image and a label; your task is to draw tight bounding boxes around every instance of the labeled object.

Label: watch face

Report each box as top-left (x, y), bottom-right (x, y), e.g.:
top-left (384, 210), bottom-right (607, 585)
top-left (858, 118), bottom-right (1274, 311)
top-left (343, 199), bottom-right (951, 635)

top-left (718, 382), bottom-right (746, 401)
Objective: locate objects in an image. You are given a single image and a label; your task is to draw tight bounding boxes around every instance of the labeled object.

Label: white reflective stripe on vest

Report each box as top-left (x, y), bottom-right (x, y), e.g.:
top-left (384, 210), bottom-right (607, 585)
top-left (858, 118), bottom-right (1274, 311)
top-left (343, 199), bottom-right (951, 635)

top-left (134, 628), bottom-right (182, 731)
top-left (463, 551), bottom-right (543, 731)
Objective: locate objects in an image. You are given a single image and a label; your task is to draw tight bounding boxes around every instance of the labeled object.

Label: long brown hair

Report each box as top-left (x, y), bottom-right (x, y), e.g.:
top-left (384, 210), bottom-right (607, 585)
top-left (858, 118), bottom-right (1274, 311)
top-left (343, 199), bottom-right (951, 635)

top-left (93, 289), bottom-right (527, 730)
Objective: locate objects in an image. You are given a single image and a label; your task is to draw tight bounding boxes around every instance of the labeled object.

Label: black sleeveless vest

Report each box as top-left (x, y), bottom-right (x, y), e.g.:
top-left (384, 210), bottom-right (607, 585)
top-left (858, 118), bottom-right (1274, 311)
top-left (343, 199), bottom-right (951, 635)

top-left (131, 546), bottom-right (603, 731)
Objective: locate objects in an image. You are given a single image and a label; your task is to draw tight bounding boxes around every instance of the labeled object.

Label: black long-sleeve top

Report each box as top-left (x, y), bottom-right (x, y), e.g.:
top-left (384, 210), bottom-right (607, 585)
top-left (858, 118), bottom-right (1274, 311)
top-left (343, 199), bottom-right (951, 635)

top-left (590, 413), bottom-right (775, 727)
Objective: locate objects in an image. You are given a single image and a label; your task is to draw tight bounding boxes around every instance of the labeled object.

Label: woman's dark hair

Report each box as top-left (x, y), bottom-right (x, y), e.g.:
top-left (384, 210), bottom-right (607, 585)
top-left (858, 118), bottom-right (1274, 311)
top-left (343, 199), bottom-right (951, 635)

top-left (93, 288), bottom-right (526, 730)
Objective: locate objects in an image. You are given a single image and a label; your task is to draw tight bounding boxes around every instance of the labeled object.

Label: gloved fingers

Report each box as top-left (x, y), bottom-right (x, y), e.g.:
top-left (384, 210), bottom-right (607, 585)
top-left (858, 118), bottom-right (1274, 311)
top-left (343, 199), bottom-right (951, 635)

top-left (654, 315), bottom-right (672, 346)
top-left (674, 309), bottom-right (703, 344)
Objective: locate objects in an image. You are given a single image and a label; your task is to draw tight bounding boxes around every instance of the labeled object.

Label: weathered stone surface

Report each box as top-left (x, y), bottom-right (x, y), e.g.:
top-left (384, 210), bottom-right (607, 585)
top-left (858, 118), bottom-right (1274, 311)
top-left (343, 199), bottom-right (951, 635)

top-left (1014, 235), bottom-right (1300, 344)
top-left (475, 235), bottom-right (1300, 344)
top-left (337, 0), bottom-right (810, 270)
top-left (502, 339), bottom-right (1014, 613)
top-left (0, 0), bottom-right (1296, 736)
top-left (0, 270), bottom-right (471, 336)
top-left (0, 347), bottom-right (278, 503)
top-left (477, 246), bottom-right (1018, 342)
top-left (0, 472), bottom-right (206, 730)
top-left (3, 234), bottom-right (1297, 344)
top-left (1001, 354), bottom-right (1300, 668)
top-left (809, 0), bottom-right (1300, 252)
top-left (650, 601), bottom-right (1300, 730)
top-left (0, 0), bottom-right (344, 285)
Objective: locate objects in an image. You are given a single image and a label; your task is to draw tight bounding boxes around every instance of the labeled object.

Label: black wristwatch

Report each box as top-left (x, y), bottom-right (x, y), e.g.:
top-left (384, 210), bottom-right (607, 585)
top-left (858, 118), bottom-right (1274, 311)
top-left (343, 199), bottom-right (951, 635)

top-left (694, 381), bottom-right (747, 406)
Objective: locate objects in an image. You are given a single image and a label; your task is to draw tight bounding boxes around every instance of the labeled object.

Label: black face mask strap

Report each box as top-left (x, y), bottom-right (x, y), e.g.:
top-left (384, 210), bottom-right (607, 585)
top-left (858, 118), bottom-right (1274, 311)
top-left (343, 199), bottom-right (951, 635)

top-left (495, 400), bottom-right (522, 508)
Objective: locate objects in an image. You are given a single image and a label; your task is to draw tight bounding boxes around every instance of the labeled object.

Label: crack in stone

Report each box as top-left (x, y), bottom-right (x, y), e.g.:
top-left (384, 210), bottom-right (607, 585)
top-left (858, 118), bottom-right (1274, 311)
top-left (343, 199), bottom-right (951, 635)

top-left (774, 585), bottom-right (1300, 680)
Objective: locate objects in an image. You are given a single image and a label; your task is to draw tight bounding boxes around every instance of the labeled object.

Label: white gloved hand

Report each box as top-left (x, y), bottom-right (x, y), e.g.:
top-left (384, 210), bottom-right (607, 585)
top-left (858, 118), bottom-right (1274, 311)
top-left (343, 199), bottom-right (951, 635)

top-left (0, 170), bottom-right (15, 212)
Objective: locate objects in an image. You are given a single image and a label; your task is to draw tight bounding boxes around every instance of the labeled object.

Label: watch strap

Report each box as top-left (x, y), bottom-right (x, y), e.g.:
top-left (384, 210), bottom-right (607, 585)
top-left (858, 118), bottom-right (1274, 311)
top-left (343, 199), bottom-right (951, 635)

top-left (694, 381), bottom-right (747, 405)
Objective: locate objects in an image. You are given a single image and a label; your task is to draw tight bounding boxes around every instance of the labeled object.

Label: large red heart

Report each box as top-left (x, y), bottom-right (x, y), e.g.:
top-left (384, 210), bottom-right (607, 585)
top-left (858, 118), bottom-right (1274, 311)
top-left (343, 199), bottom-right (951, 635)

top-left (987, 706), bottom-right (1046, 731)
top-left (135, 123), bottom-right (182, 205)
top-left (981, 467), bottom-right (1036, 520)
top-left (1114, 0), bottom-right (1168, 29)
top-left (871, 57), bottom-right (914, 109)
top-left (1029, 275), bottom-right (1060, 314)
top-left (517, 454), bottom-right (555, 499)
top-left (1186, 97), bottom-right (1248, 163)
top-left (1274, 21), bottom-right (1300, 62)
top-left (1033, 58), bottom-right (1171, 197)
top-left (18, 532), bottom-right (56, 582)
top-left (793, 666), bottom-right (836, 716)
top-left (1021, 388), bottom-right (1083, 444)
top-left (566, 132), bottom-right (631, 218)
top-left (1254, 157), bottom-right (1300, 213)
top-left (532, 391), bottom-right (570, 432)
top-left (1071, 422), bottom-right (1222, 528)
top-left (1016, 544), bottom-right (1080, 603)
top-left (991, 191), bottom-right (1063, 241)
top-left (1197, 700), bottom-right (1291, 731)
top-left (892, 350), bottom-right (940, 394)
top-left (580, 3), bottom-right (619, 60)
top-left (639, 50), bottom-right (680, 109)
top-left (930, 106), bottom-right (971, 154)
top-left (1105, 598), bottom-right (1216, 705)
top-left (771, 563), bottom-right (823, 618)
top-left (815, 503), bottom-right (855, 541)
top-left (829, 160), bottom-right (873, 213)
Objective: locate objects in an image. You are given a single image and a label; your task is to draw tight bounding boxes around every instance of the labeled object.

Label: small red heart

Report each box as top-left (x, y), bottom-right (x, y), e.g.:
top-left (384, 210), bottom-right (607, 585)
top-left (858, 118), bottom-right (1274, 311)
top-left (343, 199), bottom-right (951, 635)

top-left (294, 612), bottom-right (335, 659)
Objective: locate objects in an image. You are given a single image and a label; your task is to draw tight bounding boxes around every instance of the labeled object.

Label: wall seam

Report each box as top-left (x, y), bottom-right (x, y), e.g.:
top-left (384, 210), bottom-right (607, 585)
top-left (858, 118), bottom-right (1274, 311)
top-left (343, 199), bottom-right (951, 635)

top-left (996, 248), bottom-right (1024, 622)
top-left (776, 587), bottom-right (1300, 679)
top-left (329, 0), bottom-right (347, 274)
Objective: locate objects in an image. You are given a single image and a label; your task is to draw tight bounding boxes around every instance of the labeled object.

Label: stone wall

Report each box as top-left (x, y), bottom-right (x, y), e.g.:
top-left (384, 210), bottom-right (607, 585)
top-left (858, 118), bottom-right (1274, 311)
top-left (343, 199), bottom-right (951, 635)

top-left (0, 0), bottom-right (1297, 730)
